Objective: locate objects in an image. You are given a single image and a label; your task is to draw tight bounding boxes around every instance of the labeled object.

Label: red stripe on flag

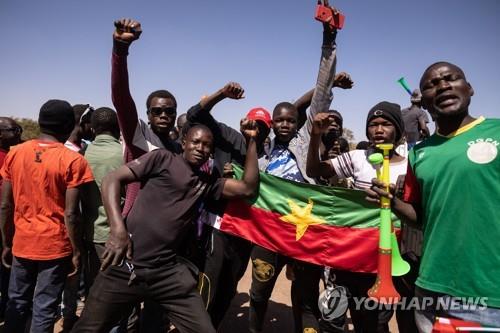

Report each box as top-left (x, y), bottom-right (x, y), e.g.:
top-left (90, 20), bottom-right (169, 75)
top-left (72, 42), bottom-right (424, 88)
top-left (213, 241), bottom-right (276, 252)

top-left (221, 199), bottom-right (380, 273)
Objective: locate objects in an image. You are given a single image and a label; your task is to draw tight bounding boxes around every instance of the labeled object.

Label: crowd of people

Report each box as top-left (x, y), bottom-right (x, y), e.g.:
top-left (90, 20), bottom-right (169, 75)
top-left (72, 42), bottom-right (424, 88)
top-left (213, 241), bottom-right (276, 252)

top-left (0, 7), bottom-right (499, 333)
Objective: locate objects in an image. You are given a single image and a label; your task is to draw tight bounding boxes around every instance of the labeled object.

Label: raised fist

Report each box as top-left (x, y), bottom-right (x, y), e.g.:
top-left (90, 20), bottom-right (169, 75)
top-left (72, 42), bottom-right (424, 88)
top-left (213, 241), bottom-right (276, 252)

top-left (333, 72), bottom-right (354, 89)
top-left (312, 112), bottom-right (334, 135)
top-left (113, 18), bottom-right (142, 44)
top-left (240, 118), bottom-right (258, 139)
top-left (223, 163), bottom-right (235, 178)
top-left (221, 82), bottom-right (245, 100)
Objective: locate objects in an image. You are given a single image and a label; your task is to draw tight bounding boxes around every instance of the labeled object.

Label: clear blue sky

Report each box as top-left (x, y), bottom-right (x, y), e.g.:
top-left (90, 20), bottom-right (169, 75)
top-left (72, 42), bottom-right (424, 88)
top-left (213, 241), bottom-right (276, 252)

top-left (1, 0), bottom-right (499, 141)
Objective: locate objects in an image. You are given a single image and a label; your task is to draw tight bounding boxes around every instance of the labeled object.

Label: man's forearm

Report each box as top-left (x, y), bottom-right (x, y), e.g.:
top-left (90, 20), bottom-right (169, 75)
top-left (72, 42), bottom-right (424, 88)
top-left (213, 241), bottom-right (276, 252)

top-left (0, 182), bottom-right (14, 248)
top-left (64, 187), bottom-right (84, 256)
top-left (392, 198), bottom-right (420, 229)
top-left (306, 32), bottom-right (337, 134)
top-left (306, 133), bottom-right (323, 178)
top-left (64, 211), bottom-right (83, 253)
top-left (241, 137), bottom-right (259, 197)
top-left (199, 88), bottom-right (226, 111)
top-left (102, 174), bottom-right (128, 235)
top-left (295, 88), bottom-right (314, 130)
top-left (0, 204), bottom-right (14, 248)
top-left (111, 40), bottom-right (139, 146)
top-left (295, 88), bottom-right (315, 113)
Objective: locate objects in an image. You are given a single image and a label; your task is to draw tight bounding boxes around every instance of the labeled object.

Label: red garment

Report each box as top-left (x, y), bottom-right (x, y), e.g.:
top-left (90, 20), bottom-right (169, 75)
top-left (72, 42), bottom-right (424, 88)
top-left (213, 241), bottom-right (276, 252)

top-left (111, 41), bottom-right (181, 216)
top-left (0, 140), bottom-right (94, 260)
top-left (0, 148), bottom-right (7, 195)
top-left (403, 162), bottom-right (421, 204)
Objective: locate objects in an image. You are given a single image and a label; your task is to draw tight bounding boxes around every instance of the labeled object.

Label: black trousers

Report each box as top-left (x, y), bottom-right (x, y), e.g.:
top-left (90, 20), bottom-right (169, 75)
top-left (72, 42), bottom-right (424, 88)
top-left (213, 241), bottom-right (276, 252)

top-left (333, 256), bottom-right (419, 333)
top-left (291, 260), bottom-right (323, 333)
top-left (249, 245), bottom-right (321, 333)
top-left (200, 228), bottom-right (252, 328)
top-left (72, 260), bottom-right (215, 333)
top-left (83, 242), bottom-right (146, 333)
top-left (333, 270), bottom-right (387, 333)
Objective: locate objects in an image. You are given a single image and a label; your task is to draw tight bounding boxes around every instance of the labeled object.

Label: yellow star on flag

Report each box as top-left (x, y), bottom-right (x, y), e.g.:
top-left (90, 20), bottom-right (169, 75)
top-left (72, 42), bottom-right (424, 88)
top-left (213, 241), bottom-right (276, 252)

top-left (280, 199), bottom-right (326, 241)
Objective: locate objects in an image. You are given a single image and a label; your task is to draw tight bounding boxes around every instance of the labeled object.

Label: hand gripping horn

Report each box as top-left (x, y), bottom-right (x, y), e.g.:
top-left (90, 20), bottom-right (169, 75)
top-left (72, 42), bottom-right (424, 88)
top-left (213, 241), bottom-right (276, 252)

top-left (367, 144), bottom-right (408, 304)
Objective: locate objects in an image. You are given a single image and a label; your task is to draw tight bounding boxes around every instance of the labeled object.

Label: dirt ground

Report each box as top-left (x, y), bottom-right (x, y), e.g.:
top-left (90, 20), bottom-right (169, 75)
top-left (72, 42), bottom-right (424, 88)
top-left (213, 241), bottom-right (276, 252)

top-left (1, 262), bottom-right (398, 332)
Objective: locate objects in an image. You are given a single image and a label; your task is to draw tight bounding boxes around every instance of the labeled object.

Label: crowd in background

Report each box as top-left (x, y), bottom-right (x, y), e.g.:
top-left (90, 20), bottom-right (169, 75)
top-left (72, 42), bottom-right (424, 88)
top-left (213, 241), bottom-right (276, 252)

top-left (0, 9), bottom-right (499, 333)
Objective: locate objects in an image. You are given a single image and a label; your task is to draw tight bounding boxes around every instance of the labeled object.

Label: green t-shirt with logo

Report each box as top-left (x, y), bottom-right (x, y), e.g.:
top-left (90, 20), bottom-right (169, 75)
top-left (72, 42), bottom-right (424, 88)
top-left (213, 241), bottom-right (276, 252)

top-left (407, 117), bottom-right (500, 307)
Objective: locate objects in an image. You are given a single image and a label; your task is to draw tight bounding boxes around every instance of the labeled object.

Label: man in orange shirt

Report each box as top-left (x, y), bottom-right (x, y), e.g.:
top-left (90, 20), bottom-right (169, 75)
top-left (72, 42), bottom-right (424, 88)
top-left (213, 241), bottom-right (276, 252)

top-left (0, 100), bottom-right (94, 332)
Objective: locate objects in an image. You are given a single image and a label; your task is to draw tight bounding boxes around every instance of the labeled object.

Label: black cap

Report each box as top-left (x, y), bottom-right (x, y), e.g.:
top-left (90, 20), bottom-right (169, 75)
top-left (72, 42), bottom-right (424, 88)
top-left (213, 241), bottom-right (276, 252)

top-left (366, 101), bottom-right (405, 143)
top-left (38, 99), bottom-right (75, 136)
top-left (328, 109), bottom-right (343, 127)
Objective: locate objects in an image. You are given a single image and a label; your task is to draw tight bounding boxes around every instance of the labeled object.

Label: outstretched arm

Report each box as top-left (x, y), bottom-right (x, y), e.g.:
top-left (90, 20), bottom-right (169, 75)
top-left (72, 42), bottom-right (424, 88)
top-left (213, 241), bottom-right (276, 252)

top-left (222, 120), bottom-right (259, 199)
top-left (295, 88), bottom-right (314, 130)
top-left (186, 82), bottom-right (244, 136)
top-left (304, 16), bottom-right (339, 136)
top-left (111, 18), bottom-right (143, 147)
top-left (100, 166), bottom-right (137, 270)
top-left (306, 113), bottom-right (337, 178)
top-left (199, 82), bottom-right (245, 111)
top-left (186, 82), bottom-right (244, 126)
top-left (186, 82), bottom-right (248, 166)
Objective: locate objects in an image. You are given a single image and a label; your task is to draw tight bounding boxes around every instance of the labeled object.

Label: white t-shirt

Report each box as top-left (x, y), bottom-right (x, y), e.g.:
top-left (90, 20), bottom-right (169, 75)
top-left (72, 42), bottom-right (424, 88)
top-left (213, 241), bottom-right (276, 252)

top-left (330, 149), bottom-right (422, 256)
top-left (329, 149), bottom-right (407, 190)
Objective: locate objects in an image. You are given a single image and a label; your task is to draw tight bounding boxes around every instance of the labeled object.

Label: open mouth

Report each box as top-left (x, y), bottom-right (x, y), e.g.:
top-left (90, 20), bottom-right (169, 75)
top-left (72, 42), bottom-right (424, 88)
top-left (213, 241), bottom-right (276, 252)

top-left (435, 94), bottom-right (458, 108)
top-left (373, 136), bottom-right (386, 143)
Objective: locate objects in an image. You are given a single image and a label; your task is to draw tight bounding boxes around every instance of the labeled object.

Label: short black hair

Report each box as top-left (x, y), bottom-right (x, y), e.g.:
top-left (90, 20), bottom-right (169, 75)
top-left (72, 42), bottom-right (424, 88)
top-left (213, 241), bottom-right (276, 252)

top-left (185, 123), bottom-right (212, 138)
top-left (176, 113), bottom-right (187, 128)
top-left (146, 90), bottom-right (177, 110)
top-left (356, 141), bottom-right (370, 150)
top-left (72, 104), bottom-right (94, 124)
top-left (420, 61), bottom-right (467, 88)
top-left (272, 102), bottom-right (298, 119)
top-left (91, 107), bottom-right (119, 135)
top-left (0, 117), bottom-right (16, 127)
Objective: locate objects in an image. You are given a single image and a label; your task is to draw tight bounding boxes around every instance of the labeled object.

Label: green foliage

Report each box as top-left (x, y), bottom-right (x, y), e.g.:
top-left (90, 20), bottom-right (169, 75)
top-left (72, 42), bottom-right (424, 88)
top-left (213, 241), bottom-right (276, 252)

top-left (14, 118), bottom-right (40, 141)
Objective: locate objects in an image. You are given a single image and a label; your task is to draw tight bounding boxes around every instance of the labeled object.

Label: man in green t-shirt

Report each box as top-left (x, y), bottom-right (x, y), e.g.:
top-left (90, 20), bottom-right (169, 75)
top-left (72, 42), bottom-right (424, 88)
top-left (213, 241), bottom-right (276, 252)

top-left (367, 62), bottom-right (500, 330)
top-left (81, 107), bottom-right (124, 287)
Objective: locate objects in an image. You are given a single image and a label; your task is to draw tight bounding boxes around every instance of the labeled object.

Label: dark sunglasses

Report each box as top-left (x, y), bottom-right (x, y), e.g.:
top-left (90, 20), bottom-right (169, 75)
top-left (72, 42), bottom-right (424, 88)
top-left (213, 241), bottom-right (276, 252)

top-left (0, 126), bottom-right (22, 135)
top-left (149, 107), bottom-right (176, 117)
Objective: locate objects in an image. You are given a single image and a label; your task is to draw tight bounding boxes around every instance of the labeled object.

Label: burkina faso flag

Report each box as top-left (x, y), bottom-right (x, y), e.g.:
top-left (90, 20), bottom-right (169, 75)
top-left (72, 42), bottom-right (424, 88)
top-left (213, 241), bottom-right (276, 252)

top-left (217, 165), bottom-right (400, 273)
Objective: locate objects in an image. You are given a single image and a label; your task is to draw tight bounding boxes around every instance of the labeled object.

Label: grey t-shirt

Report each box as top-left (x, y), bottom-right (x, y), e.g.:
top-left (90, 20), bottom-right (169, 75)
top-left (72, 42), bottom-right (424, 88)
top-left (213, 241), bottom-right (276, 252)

top-left (402, 105), bottom-right (429, 143)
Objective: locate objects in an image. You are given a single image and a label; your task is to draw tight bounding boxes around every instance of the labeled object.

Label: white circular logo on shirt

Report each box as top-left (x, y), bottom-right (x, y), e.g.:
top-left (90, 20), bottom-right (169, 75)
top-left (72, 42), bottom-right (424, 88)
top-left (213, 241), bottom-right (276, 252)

top-left (467, 141), bottom-right (497, 164)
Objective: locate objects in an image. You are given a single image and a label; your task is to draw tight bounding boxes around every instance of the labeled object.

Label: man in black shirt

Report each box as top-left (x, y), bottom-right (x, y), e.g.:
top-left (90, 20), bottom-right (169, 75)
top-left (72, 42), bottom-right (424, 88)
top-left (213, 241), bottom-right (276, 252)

top-left (72, 123), bottom-right (260, 333)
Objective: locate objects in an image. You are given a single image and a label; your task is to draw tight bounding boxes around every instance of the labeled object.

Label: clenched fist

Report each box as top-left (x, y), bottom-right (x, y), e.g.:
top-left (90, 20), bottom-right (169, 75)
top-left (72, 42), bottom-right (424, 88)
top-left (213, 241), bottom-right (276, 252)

top-left (113, 18), bottom-right (142, 44)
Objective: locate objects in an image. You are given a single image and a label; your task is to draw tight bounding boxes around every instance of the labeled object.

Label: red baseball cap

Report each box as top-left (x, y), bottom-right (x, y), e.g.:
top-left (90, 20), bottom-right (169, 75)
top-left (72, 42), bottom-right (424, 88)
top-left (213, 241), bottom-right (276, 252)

top-left (246, 107), bottom-right (271, 128)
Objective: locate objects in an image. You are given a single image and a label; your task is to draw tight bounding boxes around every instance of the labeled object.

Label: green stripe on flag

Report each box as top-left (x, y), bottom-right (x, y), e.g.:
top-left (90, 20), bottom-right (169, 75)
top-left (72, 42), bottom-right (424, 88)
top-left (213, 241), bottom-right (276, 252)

top-left (233, 164), bottom-right (400, 228)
